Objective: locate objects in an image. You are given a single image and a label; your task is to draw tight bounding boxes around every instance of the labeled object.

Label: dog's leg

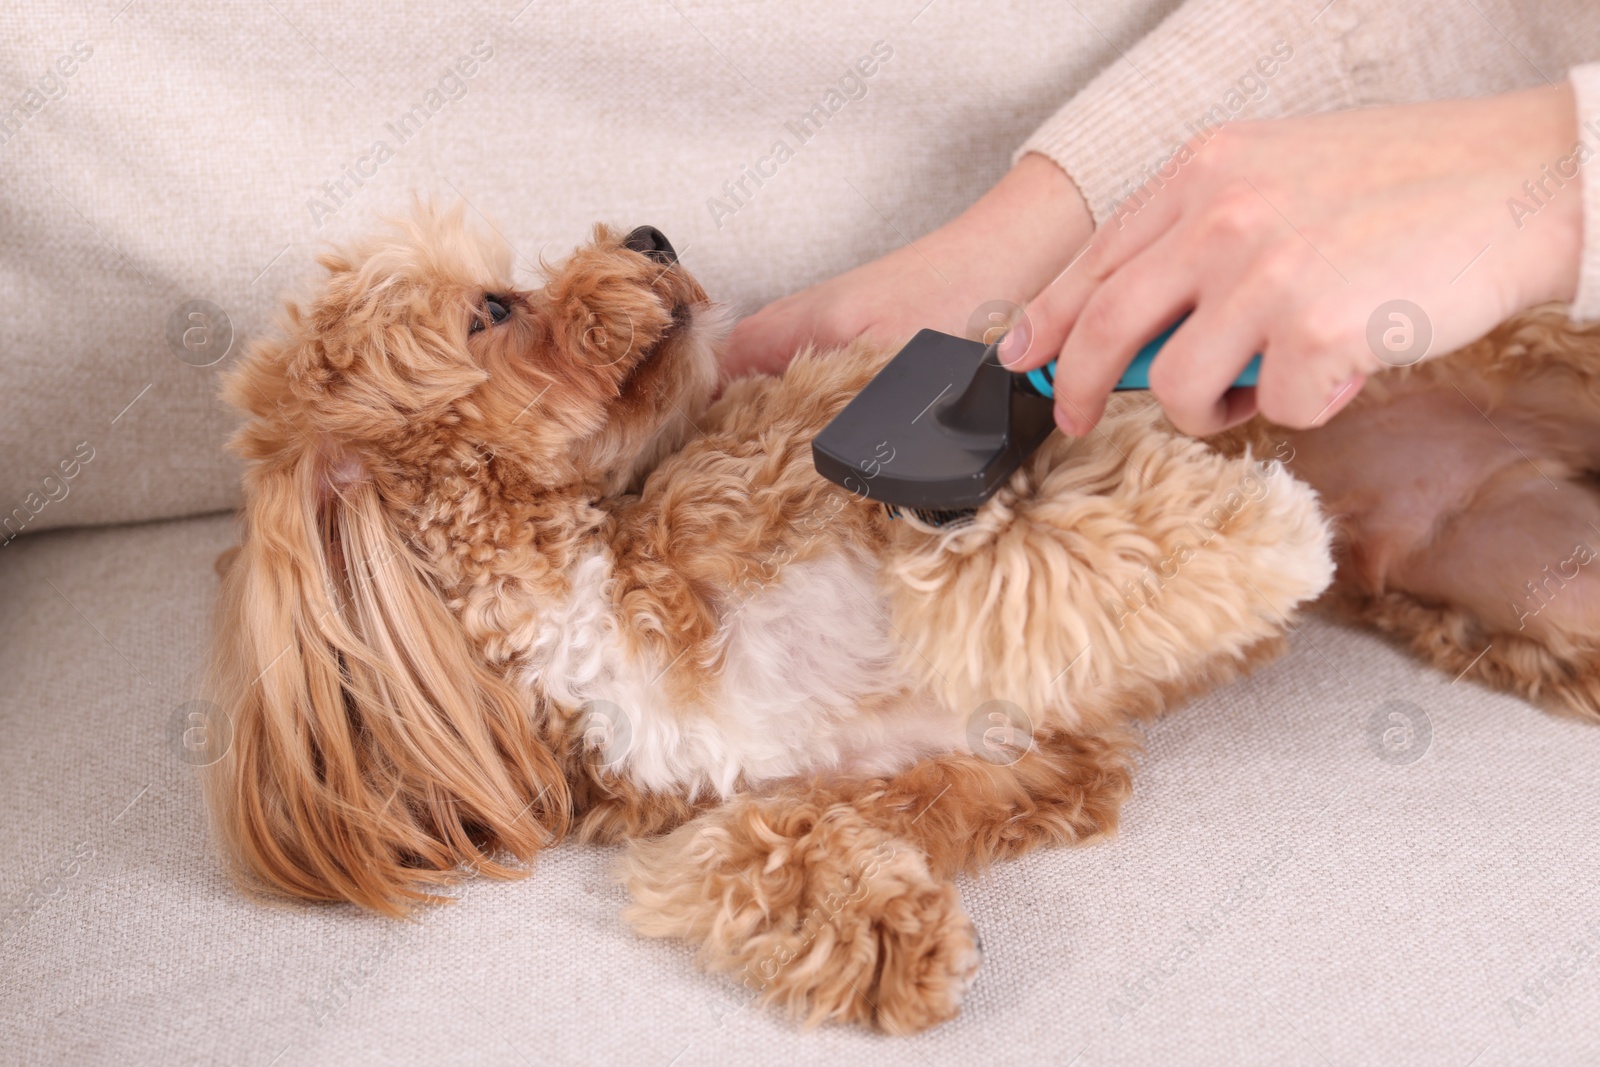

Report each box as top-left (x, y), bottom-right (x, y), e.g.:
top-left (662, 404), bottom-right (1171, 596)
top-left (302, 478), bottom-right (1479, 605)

top-left (620, 725), bottom-right (1133, 1033)
top-left (1317, 461), bottom-right (1600, 720)
top-left (1269, 312), bottom-right (1600, 719)
top-left (883, 397), bottom-right (1335, 730)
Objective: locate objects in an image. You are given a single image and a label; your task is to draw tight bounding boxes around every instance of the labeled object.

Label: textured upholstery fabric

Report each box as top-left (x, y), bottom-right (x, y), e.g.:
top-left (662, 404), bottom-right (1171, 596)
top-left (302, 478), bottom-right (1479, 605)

top-left (6, 514), bottom-right (1600, 1065)
top-left (8, 2), bottom-right (1600, 1064)
top-left (0, 0), bottom-right (1177, 534)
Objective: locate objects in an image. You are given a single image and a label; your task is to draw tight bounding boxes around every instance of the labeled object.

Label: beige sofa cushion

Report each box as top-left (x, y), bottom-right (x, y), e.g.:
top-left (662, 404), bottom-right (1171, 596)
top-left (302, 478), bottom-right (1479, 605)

top-left (0, 0), bottom-right (1179, 535)
top-left (6, 512), bottom-right (1600, 1063)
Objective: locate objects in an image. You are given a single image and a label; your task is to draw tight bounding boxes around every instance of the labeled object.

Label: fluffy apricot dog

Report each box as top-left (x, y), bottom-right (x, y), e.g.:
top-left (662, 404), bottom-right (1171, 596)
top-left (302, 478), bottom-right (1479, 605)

top-left (209, 203), bottom-right (1600, 1032)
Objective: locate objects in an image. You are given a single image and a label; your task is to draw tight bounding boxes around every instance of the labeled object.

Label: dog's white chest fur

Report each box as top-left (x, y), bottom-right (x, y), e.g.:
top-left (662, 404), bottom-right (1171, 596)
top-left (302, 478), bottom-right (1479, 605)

top-left (518, 546), bottom-right (959, 796)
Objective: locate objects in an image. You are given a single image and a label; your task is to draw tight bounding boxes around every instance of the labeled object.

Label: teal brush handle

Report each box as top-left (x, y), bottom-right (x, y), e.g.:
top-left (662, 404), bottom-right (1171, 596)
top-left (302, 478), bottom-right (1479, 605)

top-left (1021, 312), bottom-right (1261, 398)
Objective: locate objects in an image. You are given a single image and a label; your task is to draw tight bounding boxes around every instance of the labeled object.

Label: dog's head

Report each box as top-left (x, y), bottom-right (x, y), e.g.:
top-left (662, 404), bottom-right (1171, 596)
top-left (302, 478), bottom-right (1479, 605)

top-left (234, 204), bottom-right (718, 498)
top-left (208, 204), bottom-right (720, 914)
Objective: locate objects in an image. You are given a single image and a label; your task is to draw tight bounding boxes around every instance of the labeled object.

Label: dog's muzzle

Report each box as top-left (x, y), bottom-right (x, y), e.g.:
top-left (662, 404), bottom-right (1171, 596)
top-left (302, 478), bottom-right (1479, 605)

top-left (624, 225), bottom-right (677, 265)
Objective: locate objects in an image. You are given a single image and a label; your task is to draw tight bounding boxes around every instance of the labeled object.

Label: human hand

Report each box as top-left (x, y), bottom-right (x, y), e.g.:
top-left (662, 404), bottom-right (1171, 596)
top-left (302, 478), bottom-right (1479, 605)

top-left (1000, 84), bottom-right (1585, 437)
top-left (723, 154), bottom-right (1093, 377)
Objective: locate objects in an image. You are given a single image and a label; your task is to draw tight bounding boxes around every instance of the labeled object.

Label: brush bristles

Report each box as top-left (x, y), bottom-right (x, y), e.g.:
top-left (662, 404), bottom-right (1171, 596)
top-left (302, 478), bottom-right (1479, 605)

top-left (883, 504), bottom-right (977, 529)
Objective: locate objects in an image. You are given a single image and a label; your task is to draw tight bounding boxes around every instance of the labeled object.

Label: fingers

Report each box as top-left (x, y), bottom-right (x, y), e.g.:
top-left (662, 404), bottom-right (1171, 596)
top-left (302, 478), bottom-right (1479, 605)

top-left (1312, 373), bottom-right (1365, 425)
top-left (1139, 240), bottom-right (1297, 437)
top-left (1000, 185), bottom-right (1185, 372)
top-left (1256, 302), bottom-right (1375, 428)
top-left (1261, 358), bottom-right (1366, 428)
top-left (1140, 272), bottom-right (1384, 432)
top-left (1047, 226), bottom-right (1199, 435)
top-left (1144, 301), bottom-right (1266, 436)
top-left (724, 307), bottom-right (803, 378)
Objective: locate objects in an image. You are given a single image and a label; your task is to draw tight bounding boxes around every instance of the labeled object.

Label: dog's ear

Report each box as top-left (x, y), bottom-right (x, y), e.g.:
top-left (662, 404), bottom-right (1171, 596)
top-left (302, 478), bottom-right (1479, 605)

top-left (206, 440), bottom-right (571, 915)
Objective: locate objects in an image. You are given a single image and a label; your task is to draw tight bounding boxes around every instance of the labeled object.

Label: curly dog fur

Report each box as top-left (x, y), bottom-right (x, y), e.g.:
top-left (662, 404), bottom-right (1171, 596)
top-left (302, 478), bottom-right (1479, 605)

top-left (207, 203), bottom-right (1600, 1031)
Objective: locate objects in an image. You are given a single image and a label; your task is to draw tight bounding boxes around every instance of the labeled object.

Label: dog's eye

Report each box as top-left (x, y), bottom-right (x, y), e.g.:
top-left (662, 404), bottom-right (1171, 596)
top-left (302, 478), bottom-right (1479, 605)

top-left (470, 296), bottom-right (511, 334)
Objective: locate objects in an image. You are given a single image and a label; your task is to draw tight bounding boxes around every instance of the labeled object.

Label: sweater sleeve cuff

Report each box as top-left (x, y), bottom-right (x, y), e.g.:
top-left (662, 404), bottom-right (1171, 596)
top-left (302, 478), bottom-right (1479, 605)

top-left (1013, 0), bottom-right (1359, 225)
top-left (1569, 62), bottom-right (1600, 322)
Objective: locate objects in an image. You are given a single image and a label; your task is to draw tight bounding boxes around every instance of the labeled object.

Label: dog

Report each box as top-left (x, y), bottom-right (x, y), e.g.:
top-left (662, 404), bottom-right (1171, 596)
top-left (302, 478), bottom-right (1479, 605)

top-left (207, 203), bottom-right (1600, 1032)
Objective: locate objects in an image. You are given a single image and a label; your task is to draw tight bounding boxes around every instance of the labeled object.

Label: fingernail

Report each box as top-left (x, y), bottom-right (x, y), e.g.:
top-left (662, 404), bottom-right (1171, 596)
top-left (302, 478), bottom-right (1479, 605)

top-left (997, 330), bottom-right (1024, 367)
top-left (1054, 405), bottom-right (1082, 436)
top-left (1312, 377), bottom-right (1357, 426)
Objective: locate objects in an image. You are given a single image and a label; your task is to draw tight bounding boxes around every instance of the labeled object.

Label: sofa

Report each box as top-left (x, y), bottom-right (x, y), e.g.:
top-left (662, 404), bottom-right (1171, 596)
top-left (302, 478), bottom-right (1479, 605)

top-left (5, 2), bottom-right (1600, 1063)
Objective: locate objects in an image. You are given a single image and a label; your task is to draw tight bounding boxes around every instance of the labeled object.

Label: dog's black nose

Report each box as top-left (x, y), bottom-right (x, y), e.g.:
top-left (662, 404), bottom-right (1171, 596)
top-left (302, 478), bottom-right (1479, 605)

top-left (623, 225), bottom-right (676, 264)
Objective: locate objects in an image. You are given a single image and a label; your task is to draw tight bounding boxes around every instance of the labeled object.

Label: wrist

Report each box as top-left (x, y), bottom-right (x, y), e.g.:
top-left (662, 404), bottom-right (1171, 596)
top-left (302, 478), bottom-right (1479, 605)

top-left (967, 153), bottom-right (1093, 252)
top-left (1511, 82), bottom-right (1584, 307)
top-left (936, 153), bottom-right (1095, 303)
top-left (984, 152), bottom-right (1092, 227)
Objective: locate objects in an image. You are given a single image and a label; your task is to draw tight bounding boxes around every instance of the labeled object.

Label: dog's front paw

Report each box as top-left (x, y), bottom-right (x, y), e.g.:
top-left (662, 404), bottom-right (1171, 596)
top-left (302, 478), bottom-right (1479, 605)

top-left (619, 800), bottom-right (980, 1032)
top-left (869, 879), bottom-right (982, 1033)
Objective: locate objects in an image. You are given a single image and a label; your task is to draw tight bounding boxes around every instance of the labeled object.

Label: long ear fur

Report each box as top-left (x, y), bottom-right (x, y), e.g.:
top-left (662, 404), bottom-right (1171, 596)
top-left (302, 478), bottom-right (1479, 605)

top-left (206, 448), bottom-right (571, 915)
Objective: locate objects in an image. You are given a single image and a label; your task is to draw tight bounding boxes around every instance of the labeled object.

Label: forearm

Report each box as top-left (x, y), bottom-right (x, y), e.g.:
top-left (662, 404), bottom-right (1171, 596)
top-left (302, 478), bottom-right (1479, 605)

top-left (1019, 0), bottom-right (1599, 219)
top-left (934, 153), bottom-right (1094, 304)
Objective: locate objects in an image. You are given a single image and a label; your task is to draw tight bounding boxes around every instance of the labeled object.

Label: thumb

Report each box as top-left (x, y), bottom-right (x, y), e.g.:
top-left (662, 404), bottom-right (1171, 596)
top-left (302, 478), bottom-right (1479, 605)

top-left (1000, 182), bottom-right (1185, 371)
top-left (999, 277), bottom-right (1085, 372)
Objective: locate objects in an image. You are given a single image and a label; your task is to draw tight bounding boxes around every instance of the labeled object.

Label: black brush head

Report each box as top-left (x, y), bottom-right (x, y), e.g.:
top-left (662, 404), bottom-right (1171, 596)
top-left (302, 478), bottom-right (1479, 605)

top-left (812, 330), bottom-right (1055, 510)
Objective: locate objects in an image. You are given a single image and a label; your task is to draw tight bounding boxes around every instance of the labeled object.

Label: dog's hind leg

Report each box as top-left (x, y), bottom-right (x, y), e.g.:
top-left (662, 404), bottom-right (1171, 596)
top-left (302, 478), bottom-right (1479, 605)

top-left (1272, 310), bottom-right (1600, 719)
top-left (618, 725), bottom-right (1133, 1033)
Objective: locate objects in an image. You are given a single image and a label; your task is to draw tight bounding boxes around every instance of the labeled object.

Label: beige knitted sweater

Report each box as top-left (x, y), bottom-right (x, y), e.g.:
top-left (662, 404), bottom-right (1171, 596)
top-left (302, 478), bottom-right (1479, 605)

top-left (1014, 0), bottom-right (1600, 321)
